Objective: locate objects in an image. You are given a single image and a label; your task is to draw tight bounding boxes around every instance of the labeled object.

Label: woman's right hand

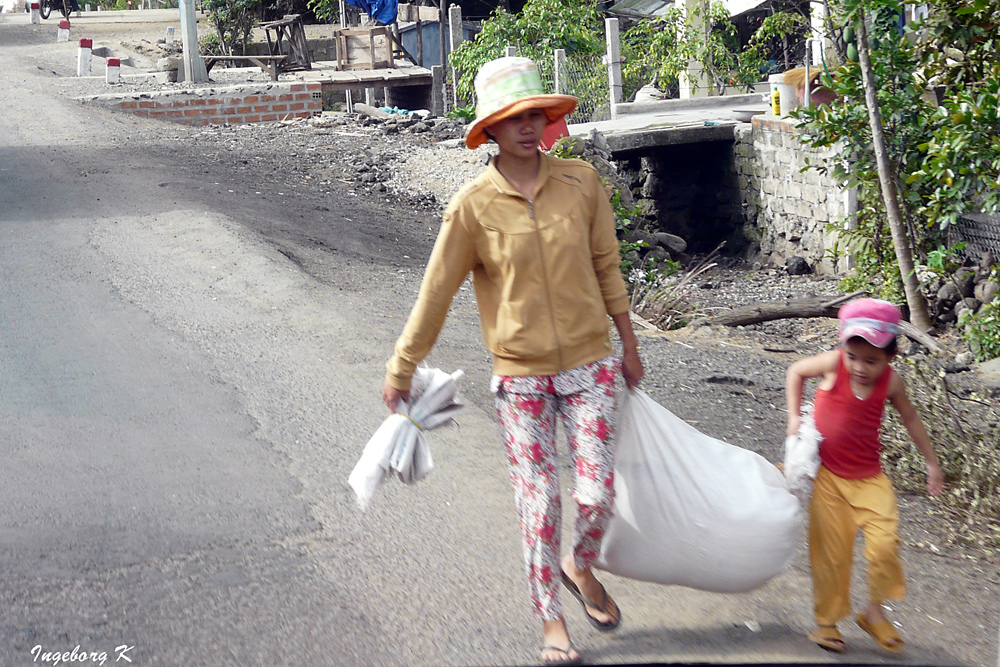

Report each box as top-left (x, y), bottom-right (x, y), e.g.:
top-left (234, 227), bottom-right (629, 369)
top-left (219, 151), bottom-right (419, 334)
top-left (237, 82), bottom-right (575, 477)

top-left (786, 414), bottom-right (801, 437)
top-left (382, 380), bottom-right (409, 413)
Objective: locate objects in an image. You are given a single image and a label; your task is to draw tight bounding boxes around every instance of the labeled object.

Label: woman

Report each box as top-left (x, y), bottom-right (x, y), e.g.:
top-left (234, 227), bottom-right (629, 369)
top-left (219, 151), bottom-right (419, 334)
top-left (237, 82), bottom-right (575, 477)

top-left (382, 56), bottom-right (643, 665)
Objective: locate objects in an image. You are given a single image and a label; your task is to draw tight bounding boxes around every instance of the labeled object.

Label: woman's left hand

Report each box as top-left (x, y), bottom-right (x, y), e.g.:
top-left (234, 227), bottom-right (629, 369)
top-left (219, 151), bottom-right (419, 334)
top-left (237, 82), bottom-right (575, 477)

top-left (621, 347), bottom-right (644, 390)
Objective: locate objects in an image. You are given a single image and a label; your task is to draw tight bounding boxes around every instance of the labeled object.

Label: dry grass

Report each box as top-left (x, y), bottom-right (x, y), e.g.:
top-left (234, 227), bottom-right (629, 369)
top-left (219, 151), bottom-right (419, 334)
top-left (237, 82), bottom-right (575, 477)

top-left (882, 356), bottom-right (1000, 548)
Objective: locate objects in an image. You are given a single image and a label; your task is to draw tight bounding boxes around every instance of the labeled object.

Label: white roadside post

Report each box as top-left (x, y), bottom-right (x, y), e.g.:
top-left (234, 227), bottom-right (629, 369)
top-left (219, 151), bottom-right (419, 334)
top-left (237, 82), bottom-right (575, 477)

top-left (178, 0), bottom-right (207, 82)
top-left (77, 37), bottom-right (92, 76)
top-left (604, 17), bottom-right (622, 120)
top-left (29, 1), bottom-right (40, 23)
top-left (106, 56), bottom-right (121, 84)
top-left (678, 0), bottom-right (711, 99)
top-left (57, 19), bottom-right (70, 42)
top-left (448, 4), bottom-right (463, 109)
top-left (165, 25), bottom-right (175, 46)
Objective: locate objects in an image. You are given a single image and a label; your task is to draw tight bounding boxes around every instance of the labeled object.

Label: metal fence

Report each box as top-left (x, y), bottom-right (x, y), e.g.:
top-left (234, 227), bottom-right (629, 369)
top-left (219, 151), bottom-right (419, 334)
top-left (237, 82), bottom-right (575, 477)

top-left (541, 51), bottom-right (609, 124)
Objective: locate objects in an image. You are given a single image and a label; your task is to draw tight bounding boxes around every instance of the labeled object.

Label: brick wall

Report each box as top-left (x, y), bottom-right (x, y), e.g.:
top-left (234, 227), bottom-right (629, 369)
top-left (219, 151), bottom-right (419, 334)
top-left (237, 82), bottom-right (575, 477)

top-left (733, 115), bottom-right (850, 274)
top-left (80, 82), bottom-right (323, 126)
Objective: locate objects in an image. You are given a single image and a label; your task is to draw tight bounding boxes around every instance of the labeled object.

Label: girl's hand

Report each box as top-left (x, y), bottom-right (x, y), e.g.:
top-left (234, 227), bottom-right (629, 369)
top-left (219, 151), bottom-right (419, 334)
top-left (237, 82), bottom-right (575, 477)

top-left (926, 462), bottom-right (944, 496)
top-left (382, 381), bottom-right (409, 413)
top-left (621, 348), bottom-right (644, 390)
top-left (787, 414), bottom-right (801, 437)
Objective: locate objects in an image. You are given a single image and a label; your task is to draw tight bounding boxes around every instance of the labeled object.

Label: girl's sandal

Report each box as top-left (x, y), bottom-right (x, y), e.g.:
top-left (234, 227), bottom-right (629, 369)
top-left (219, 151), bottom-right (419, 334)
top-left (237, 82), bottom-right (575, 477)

top-left (857, 613), bottom-right (905, 654)
top-left (540, 644), bottom-right (582, 665)
top-left (808, 625), bottom-right (846, 653)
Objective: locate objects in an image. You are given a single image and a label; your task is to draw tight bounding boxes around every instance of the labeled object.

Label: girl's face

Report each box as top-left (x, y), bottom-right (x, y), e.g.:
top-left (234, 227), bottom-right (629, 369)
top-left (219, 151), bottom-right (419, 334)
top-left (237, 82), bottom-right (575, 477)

top-left (842, 337), bottom-right (893, 387)
top-left (487, 108), bottom-right (548, 158)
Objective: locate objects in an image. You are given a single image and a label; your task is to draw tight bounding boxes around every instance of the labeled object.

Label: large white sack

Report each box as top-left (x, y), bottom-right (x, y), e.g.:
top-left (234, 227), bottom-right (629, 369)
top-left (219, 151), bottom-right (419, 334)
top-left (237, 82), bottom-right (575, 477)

top-left (596, 390), bottom-right (802, 593)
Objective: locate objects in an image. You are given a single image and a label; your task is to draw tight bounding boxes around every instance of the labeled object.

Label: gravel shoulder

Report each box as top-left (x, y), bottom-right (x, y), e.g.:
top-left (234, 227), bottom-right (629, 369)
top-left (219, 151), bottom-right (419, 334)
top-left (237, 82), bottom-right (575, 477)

top-left (5, 14), bottom-right (999, 666)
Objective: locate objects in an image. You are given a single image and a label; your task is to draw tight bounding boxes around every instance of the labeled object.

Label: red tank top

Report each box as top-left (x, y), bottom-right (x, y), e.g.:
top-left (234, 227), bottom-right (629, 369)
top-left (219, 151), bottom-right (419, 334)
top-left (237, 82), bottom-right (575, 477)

top-left (812, 350), bottom-right (893, 479)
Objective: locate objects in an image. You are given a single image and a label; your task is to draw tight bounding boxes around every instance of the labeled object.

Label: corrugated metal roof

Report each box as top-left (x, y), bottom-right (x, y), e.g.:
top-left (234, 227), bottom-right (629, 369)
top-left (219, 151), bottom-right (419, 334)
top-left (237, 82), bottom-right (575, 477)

top-left (607, 0), bottom-right (674, 19)
top-left (608, 0), bottom-right (770, 18)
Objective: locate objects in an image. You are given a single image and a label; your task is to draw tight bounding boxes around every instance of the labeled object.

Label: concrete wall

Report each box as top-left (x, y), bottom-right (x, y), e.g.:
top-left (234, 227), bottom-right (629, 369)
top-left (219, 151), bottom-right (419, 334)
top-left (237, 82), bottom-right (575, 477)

top-left (734, 115), bottom-right (850, 273)
top-left (80, 82), bottom-right (323, 126)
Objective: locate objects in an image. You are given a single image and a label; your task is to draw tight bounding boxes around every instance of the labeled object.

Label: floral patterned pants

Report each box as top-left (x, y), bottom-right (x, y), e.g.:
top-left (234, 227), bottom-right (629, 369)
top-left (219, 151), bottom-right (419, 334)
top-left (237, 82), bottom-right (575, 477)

top-left (491, 357), bottom-right (619, 621)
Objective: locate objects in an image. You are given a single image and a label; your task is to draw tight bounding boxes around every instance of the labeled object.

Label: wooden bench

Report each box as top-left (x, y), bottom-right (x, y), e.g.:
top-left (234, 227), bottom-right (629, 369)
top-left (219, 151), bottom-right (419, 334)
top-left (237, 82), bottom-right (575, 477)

top-left (203, 54), bottom-right (289, 81)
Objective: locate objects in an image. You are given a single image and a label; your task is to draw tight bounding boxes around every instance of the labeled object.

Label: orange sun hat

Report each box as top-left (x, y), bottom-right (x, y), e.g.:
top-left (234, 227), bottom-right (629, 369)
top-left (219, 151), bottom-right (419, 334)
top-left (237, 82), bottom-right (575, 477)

top-left (464, 56), bottom-right (578, 150)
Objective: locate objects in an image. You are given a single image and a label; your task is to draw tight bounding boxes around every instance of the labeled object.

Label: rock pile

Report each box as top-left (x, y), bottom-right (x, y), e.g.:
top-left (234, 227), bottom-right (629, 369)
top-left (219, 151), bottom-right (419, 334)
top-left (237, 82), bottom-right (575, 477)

top-left (927, 251), bottom-right (998, 324)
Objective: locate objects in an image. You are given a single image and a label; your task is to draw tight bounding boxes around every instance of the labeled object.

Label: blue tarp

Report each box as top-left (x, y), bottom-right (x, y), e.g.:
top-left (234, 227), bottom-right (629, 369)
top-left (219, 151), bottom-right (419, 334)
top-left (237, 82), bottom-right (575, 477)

top-left (344, 0), bottom-right (398, 25)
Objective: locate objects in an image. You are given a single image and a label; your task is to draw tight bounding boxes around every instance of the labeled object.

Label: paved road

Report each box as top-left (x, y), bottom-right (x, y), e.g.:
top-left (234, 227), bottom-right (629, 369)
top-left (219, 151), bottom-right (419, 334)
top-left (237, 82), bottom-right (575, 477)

top-left (0, 11), bottom-right (993, 667)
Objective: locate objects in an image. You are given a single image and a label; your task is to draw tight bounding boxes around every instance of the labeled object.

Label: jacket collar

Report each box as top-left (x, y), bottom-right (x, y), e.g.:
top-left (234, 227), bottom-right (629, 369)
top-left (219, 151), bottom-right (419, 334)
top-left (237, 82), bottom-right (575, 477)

top-left (486, 150), bottom-right (552, 199)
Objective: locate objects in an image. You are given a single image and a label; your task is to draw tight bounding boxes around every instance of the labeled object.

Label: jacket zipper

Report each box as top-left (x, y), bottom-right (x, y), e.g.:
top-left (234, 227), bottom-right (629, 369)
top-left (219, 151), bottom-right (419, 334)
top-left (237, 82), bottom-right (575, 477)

top-left (527, 197), bottom-right (563, 370)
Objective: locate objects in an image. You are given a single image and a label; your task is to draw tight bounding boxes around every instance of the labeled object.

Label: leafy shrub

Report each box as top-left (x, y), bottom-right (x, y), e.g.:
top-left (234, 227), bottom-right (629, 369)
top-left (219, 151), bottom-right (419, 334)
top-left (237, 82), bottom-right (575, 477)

top-left (447, 106), bottom-right (476, 122)
top-left (203, 0), bottom-right (259, 56)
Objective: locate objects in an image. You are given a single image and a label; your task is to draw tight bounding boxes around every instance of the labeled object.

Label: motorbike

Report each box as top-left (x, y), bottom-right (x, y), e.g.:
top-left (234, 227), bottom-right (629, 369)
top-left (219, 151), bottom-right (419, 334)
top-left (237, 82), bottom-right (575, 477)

top-left (38, 0), bottom-right (71, 19)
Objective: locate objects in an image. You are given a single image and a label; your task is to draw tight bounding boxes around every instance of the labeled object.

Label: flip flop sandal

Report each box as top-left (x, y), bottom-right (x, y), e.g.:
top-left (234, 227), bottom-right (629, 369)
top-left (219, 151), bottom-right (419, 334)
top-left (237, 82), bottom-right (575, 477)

top-left (807, 625), bottom-right (846, 653)
top-left (857, 613), bottom-right (905, 654)
top-left (539, 643), bottom-right (582, 665)
top-left (560, 570), bottom-right (621, 631)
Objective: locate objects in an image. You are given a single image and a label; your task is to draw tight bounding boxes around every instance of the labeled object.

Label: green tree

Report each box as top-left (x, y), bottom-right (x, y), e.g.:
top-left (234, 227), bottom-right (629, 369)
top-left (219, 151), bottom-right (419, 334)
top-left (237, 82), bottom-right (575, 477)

top-left (203, 0), bottom-right (261, 55)
top-left (447, 0), bottom-right (605, 104)
top-left (796, 0), bottom-right (999, 323)
top-left (622, 2), bottom-right (807, 96)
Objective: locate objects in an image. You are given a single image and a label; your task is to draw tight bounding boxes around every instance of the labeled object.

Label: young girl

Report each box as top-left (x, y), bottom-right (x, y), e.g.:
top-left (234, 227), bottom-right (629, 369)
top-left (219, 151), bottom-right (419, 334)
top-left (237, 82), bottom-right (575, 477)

top-left (381, 57), bottom-right (643, 665)
top-left (786, 298), bottom-right (943, 654)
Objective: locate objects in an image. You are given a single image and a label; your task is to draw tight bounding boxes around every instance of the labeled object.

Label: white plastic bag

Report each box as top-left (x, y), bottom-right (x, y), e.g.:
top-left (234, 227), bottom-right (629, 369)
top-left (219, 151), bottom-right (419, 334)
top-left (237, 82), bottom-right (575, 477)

top-left (596, 390), bottom-right (802, 593)
top-left (783, 410), bottom-right (821, 500)
top-left (348, 367), bottom-right (464, 511)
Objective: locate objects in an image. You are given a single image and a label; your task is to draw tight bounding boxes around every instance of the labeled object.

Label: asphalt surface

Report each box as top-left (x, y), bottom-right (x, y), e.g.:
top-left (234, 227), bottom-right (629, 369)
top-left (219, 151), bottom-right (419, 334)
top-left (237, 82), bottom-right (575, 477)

top-left (1, 10), bottom-right (997, 667)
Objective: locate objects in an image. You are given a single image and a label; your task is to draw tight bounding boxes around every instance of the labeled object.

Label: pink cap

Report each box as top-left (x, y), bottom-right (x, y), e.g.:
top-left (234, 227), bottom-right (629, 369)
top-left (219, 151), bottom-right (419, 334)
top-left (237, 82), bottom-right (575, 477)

top-left (838, 298), bottom-right (901, 348)
top-left (79, 38), bottom-right (93, 48)
top-left (59, 19), bottom-right (70, 28)
top-left (107, 58), bottom-right (120, 67)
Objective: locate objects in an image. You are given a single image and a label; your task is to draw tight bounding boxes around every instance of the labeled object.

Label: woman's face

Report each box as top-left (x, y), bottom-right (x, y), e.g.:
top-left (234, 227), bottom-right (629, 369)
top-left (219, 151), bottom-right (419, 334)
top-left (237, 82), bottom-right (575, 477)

top-left (486, 108), bottom-right (548, 158)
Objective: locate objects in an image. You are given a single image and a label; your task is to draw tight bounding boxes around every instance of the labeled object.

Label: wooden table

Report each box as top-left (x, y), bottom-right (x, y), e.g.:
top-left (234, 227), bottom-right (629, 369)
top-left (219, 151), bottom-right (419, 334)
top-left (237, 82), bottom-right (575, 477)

top-left (259, 14), bottom-right (312, 72)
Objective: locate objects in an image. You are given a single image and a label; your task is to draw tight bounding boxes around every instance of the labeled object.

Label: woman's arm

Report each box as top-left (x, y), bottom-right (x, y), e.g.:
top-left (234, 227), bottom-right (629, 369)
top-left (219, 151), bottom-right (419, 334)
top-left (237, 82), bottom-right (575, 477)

top-left (384, 211), bottom-right (477, 409)
top-left (611, 311), bottom-right (643, 389)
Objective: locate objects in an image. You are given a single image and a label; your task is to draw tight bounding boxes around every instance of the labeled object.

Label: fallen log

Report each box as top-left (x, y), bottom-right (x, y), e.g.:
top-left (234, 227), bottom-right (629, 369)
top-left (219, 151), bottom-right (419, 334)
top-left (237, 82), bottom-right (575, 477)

top-left (698, 291), bottom-right (867, 327)
top-left (696, 290), bottom-right (942, 353)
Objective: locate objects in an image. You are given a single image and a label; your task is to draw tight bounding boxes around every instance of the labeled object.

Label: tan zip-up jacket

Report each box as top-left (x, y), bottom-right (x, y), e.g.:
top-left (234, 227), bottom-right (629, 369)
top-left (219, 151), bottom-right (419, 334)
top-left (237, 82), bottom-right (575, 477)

top-left (385, 152), bottom-right (630, 391)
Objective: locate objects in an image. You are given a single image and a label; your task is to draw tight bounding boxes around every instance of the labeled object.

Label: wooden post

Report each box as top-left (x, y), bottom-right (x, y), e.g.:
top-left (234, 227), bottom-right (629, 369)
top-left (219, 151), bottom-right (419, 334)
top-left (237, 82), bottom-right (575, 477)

top-left (554, 48), bottom-right (566, 94)
top-left (449, 4), bottom-right (463, 108)
top-left (340, 0), bottom-right (353, 113)
top-left (438, 0), bottom-right (446, 71)
top-left (416, 18), bottom-right (423, 66)
top-left (604, 17), bottom-right (622, 118)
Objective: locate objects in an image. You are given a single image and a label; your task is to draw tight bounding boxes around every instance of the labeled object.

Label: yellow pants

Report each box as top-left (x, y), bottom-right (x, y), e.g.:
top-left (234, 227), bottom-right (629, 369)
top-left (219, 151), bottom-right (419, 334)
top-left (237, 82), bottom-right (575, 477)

top-left (809, 466), bottom-right (906, 626)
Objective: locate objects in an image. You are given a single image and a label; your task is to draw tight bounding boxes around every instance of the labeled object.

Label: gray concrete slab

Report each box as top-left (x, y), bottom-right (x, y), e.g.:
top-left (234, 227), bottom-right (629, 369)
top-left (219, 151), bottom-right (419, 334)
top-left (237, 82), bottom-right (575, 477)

top-left (569, 92), bottom-right (774, 153)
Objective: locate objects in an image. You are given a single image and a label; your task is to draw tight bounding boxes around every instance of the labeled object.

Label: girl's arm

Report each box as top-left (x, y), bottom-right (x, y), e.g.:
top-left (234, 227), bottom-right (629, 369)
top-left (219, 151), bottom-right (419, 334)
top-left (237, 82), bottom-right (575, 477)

top-left (887, 373), bottom-right (944, 496)
top-left (785, 349), bottom-right (839, 436)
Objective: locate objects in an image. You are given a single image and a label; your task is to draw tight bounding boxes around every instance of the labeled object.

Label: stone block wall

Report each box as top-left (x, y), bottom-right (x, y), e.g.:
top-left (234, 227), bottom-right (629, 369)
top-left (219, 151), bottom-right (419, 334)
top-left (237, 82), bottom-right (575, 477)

top-left (80, 82), bottom-right (323, 126)
top-left (734, 115), bottom-right (849, 273)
